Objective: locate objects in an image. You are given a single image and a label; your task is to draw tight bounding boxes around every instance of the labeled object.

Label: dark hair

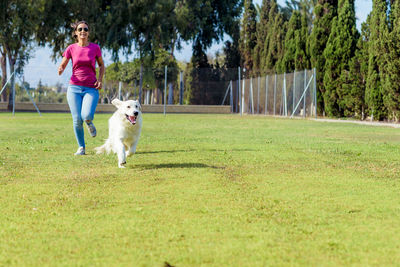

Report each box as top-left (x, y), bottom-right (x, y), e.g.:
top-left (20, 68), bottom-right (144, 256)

top-left (71, 20), bottom-right (89, 41)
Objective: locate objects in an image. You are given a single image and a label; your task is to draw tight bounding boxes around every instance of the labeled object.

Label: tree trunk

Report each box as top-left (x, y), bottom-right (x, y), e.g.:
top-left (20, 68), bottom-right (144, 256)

top-left (0, 53), bottom-right (7, 102)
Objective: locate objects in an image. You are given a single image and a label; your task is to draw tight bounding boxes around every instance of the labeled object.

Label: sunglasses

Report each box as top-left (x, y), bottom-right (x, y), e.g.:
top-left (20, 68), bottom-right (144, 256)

top-left (77, 27), bottom-right (88, 32)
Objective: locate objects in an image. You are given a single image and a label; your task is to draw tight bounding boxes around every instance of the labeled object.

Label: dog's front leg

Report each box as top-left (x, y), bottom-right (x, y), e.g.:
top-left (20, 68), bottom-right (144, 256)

top-left (116, 140), bottom-right (126, 168)
top-left (126, 141), bottom-right (138, 158)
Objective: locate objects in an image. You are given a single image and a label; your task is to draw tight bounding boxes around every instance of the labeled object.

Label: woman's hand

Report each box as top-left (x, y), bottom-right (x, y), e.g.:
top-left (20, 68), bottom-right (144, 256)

top-left (94, 80), bottom-right (102, 90)
top-left (58, 57), bottom-right (69, 76)
top-left (58, 65), bottom-right (64, 75)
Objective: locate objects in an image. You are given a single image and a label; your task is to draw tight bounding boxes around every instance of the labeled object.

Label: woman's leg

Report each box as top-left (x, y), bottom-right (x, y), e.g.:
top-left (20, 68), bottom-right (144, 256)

top-left (67, 85), bottom-right (85, 148)
top-left (81, 87), bottom-right (99, 122)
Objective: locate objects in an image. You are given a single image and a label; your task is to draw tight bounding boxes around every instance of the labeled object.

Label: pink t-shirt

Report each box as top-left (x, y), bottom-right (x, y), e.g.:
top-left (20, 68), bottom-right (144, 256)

top-left (62, 43), bottom-right (102, 88)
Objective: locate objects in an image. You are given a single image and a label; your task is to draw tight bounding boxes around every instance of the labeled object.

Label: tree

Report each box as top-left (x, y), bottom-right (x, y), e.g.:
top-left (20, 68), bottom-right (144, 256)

top-left (263, 0), bottom-right (286, 74)
top-left (294, 6), bottom-right (311, 70)
top-left (323, 0), bottom-right (358, 117)
top-left (239, 0), bottom-right (258, 75)
top-left (279, 10), bottom-right (301, 72)
top-left (0, 0), bottom-right (45, 111)
top-left (309, 0), bottom-right (337, 115)
top-left (382, 0), bottom-right (400, 121)
top-left (365, 0), bottom-right (388, 120)
top-left (253, 0), bottom-right (272, 74)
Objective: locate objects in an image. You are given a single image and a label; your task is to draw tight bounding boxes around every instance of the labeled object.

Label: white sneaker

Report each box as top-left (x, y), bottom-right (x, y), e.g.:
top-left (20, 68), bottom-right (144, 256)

top-left (74, 147), bottom-right (85, 155)
top-left (86, 121), bottom-right (97, 137)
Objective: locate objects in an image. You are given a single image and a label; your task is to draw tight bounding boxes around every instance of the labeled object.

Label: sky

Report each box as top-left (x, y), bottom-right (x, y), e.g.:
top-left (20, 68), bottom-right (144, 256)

top-left (13, 0), bottom-right (372, 87)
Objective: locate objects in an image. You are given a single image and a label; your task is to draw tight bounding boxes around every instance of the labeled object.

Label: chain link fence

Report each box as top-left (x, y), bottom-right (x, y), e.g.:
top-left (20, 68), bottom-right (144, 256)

top-left (1, 66), bottom-right (316, 117)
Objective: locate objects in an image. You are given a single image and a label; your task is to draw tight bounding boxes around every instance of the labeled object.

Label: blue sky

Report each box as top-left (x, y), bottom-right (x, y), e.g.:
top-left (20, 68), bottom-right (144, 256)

top-left (19, 0), bottom-right (372, 87)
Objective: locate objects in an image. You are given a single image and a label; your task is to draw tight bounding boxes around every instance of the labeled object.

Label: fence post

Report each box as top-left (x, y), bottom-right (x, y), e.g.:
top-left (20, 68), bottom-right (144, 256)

top-left (293, 70), bottom-right (296, 116)
top-left (273, 73), bottom-right (277, 116)
top-left (284, 72), bottom-right (287, 116)
top-left (257, 76), bottom-right (260, 114)
top-left (303, 69), bottom-right (306, 118)
top-left (237, 67), bottom-right (240, 113)
top-left (265, 75), bottom-right (269, 115)
top-left (241, 76), bottom-right (245, 115)
top-left (250, 77), bottom-right (254, 114)
top-left (314, 68), bottom-right (317, 118)
top-left (118, 81), bottom-right (122, 100)
top-left (230, 80), bottom-right (233, 113)
top-left (179, 71), bottom-right (183, 105)
top-left (12, 75), bottom-right (15, 116)
top-left (164, 66), bottom-right (167, 116)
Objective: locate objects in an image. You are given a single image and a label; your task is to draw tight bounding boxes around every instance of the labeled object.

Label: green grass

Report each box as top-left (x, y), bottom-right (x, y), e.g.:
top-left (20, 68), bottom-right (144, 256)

top-left (2, 112), bottom-right (400, 266)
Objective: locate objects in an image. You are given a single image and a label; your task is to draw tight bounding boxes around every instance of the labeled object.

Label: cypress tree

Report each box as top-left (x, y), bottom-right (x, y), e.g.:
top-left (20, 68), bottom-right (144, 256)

top-left (323, 0), bottom-right (358, 117)
top-left (239, 0), bottom-right (258, 76)
top-left (365, 0), bottom-right (388, 120)
top-left (264, 0), bottom-right (286, 73)
top-left (340, 18), bottom-right (370, 119)
top-left (309, 0), bottom-right (337, 115)
top-left (383, 0), bottom-right (400, 121)
top-left (294, 7), bottom-right (311, 70)
top-left (254, 0), bottom-right (272, 74)
top-left (279, 11), bottom-right (301, 72)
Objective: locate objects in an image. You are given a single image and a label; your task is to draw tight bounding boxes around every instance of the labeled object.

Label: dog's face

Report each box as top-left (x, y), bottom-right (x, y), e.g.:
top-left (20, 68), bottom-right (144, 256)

top-left (111, 99), bottom-right (141, 125)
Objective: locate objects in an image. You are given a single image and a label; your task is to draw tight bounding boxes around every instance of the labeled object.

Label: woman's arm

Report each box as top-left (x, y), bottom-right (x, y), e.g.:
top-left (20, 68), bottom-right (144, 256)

top-left (95, 56), bottom-right (105, 90)
top-left (58, 57), bottom-right (69, 75)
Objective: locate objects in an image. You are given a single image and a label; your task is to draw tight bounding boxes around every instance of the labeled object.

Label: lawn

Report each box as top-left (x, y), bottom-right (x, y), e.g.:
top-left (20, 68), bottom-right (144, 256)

top-left (1, 112), bottom-right (400, 266)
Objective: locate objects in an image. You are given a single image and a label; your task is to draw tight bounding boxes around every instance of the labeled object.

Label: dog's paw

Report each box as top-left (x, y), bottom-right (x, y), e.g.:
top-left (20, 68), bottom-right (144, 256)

top-left (118, 161), bottom-right (126, 168)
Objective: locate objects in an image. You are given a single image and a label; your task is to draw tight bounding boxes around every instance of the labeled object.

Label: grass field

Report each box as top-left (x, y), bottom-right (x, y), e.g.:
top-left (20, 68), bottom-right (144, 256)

top-left (2, 112), bottom-right (400, 266)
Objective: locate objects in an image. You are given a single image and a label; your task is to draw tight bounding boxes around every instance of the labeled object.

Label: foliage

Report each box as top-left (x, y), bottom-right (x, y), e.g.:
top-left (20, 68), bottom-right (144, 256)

top-left (323, 0), bottom-right (358, 117)
top-left (382, 0), bottom-right (400, 121)
top-left (0, 0), bottom-right (45, 109)
top-left (263, 0), bottom-right (286, 74)
top-left (365, 0), bottom-right (388, 120)
top-left (239, 0), bottom-right (258, 76)
top-left (279, 11), bottom-right (301, 72)
top-left (308, 0), bottom-right (337, 115)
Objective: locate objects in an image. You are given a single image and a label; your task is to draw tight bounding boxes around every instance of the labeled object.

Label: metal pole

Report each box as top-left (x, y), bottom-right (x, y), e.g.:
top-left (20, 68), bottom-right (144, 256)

top-left (164, 66), bottom-right (167, 116)
top-left (18, 76), bottom-right (41, 116)
top-left (273, 73), bottom-right (276, 116)
top-left (257, 76), bottom-right (260, 114)
top-left (237, 67), bottom-right (241, 113)
top-left (230, 80), bottom-right (233, 113)
top-left (284, 72), bottom-right (287, 116)
top-left (303, 69), bottom-right (306, 118)
top-left (265, 75), bottom-right (268, 115)
top-left (12, 76), bottom-right (15, 116)
top-left (290, 73), bottom-right (314, 118)
top-left (118, 81), bottom-right (122, 100)
top-left (221, 82), bottom-right (231, 105)
top-left (293, 70), bottom-right (296, 116)
top-left (179, 71), bottom-right (183, 105)
top-left (313, 68), bottom-right (317, 118)
top-left (0, 70), bottom-right (15, 96)
top-left (241, 77), bottom-right (245, 116)
top-left (250, 77), bottom-right (254, 114)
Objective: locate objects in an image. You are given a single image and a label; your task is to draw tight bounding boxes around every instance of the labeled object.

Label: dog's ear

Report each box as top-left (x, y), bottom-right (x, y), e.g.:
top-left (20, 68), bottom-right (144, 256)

top-left (111, 99), bottom-right (122, 107)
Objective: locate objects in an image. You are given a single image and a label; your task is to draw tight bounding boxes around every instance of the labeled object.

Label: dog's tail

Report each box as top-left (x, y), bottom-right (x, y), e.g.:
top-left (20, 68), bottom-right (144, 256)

top-left (94, 139), bottom-right (113, 154)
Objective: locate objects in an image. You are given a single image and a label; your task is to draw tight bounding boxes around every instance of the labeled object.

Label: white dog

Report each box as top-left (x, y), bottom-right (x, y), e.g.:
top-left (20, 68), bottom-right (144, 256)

top-left (95, 99), bottom-right (142, 168)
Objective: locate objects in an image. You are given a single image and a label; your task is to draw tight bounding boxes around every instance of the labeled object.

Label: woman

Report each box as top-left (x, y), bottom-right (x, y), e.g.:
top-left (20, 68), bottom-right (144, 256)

top-left (58, 21), bottom-right (105, 155)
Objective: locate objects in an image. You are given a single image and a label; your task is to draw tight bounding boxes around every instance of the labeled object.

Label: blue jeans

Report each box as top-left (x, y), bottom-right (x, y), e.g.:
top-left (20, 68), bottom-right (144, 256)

top-left (67, 85), bottom-right (99, 148)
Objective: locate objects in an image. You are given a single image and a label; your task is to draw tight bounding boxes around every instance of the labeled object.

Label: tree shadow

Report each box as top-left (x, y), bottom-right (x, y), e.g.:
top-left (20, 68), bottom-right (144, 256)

top-left (133, 162), bottom-right (224, 170)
